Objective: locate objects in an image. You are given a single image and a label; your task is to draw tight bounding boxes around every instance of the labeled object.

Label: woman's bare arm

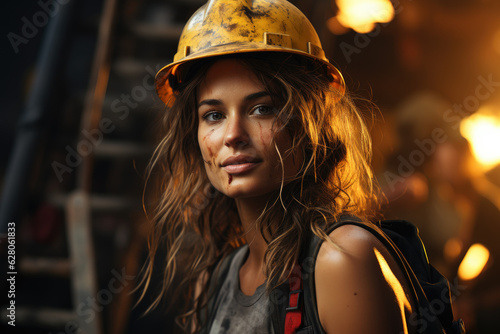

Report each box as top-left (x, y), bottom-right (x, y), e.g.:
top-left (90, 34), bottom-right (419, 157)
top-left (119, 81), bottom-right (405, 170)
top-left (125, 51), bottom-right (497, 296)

top-left (315, 224), bottom-right (414, 334)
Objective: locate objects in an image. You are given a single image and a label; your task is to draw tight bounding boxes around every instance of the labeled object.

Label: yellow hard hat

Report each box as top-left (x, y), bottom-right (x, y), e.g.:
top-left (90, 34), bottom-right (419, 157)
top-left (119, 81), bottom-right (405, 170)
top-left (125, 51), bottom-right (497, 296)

top-left (155, 0), bottom-right (345, 106)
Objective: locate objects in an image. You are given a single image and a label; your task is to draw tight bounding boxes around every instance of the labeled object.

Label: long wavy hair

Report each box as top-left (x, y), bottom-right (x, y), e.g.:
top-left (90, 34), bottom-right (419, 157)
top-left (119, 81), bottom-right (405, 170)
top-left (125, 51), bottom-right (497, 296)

top-left (139, 53), bottom-right (379, 332)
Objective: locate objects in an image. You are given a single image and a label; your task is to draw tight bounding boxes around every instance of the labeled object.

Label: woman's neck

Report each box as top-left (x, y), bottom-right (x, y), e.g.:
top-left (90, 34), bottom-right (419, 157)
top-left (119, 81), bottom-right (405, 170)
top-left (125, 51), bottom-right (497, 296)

top-left (235, 197), bottom-right (269, 263)
top-left (235, 196), bottom-right (270, 286)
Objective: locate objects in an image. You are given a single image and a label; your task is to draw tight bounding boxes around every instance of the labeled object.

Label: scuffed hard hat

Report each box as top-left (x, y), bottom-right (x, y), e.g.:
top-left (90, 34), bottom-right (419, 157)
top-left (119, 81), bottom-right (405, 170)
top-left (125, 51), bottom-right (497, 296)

top-left (155, 0), bottom-right (345, 106)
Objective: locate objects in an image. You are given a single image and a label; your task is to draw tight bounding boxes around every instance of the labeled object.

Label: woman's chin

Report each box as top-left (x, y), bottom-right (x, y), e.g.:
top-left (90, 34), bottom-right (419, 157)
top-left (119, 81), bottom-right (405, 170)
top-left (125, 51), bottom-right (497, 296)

top-left (221, 182), bottom-right (276, 200)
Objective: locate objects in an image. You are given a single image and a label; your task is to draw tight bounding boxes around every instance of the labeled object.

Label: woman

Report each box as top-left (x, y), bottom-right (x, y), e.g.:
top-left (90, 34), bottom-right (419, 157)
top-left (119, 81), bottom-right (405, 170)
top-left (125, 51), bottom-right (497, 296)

top-left (140, 0), bottom-right (415, 333)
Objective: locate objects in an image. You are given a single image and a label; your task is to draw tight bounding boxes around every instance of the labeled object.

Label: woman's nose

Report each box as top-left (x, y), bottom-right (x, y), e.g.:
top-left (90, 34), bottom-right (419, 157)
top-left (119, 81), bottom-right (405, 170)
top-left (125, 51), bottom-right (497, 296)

top-left (223, 114), bottom-right (249, 148)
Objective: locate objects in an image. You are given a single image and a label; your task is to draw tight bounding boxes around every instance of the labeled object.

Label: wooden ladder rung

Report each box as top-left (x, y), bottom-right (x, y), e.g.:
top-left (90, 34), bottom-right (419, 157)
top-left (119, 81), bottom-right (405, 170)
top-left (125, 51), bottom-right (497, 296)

top-left (94, 141), bottom-right (153, 158)
top-left (47, 193), bottom-right (140, 212)
top-left (112, 58), bottom-right (158, 77)
top-left (0, 307), bottom-right (77, 328)
top-left (19, 258), bottom-right (71, 277)
top-left (129, 21), bottom-right (183, 40)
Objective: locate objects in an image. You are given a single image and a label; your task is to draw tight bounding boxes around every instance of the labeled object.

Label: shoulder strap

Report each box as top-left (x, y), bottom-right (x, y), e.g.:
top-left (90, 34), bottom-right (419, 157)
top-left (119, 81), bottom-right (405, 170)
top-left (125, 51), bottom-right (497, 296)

top-left (296, 215), bottom-right (367, 333)
top-left (284, 264), bottom-right (303, 334)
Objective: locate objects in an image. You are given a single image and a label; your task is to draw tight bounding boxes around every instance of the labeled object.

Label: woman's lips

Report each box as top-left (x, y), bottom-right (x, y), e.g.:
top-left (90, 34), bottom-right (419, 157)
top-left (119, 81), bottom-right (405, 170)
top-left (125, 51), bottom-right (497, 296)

top-left (221, 155), bottom-right (262, 174)
top-left (222, 162), bottom-right (260, 174)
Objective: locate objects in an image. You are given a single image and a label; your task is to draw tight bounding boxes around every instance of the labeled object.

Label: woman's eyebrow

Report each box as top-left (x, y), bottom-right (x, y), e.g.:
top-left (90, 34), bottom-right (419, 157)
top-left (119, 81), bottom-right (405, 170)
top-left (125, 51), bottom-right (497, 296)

top-left (198, 99), bottom-right (222, 108)
top-left (245, 91), bottom-right (270, 102)
top-left (198, 91), bottom-right (270, 108)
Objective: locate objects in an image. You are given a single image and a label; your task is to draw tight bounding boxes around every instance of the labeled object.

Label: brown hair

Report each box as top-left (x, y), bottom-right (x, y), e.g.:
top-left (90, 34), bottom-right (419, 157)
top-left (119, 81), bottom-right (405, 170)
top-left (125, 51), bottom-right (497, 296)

top-left (139, 53), bottom-right (379, 332)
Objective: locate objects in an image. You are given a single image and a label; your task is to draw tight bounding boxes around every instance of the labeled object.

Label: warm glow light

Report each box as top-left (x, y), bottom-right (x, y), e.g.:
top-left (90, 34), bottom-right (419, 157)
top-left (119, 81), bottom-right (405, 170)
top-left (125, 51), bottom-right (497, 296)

top-left (374, 248), bottom-right (411, 334)
top-left (460, 111), bottom-right (500, 169)
top-left (458, 243), bottom-right (490, 281)
top-left (493, 29), bottom-right (500, 56)
top-left (444, 238), bottom-right (463, 261)
top-left (335, 0), bottom-right (395, 33)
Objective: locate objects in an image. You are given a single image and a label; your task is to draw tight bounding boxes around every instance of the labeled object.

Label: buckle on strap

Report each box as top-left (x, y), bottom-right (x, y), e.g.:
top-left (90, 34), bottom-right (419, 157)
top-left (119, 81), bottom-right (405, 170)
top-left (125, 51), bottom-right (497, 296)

top-left (286, 289), bottom-right (303, 311)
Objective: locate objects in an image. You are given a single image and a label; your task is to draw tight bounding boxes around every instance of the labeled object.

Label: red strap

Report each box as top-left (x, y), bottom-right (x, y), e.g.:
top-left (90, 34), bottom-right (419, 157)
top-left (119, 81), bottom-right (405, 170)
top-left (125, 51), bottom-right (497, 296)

top-left (285, 263), bottom-right (302, 334)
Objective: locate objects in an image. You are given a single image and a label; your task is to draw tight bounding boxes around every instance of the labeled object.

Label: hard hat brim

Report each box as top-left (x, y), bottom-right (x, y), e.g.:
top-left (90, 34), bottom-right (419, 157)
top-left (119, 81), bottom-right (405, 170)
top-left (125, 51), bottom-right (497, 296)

top-left (155, 42), bottom-right (345, 106)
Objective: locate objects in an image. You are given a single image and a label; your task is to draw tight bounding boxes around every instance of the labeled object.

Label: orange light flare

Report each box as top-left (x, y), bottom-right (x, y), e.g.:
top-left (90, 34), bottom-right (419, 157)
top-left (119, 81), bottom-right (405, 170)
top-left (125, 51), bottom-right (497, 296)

top-left (458, 243), bottom-right (490, 281)
top-left (460, 107), bottom-right (500, 170)
top-left (331, 0), bottom-right (395, 34)
top-left (374, 248), bottom-right (411, 334)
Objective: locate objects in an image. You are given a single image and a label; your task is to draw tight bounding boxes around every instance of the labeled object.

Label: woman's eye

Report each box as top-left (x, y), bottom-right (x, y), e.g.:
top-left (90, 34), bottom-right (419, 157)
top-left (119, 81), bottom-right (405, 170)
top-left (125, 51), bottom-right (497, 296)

top-left (203, 111), bottom-right (223, 122)
top-left (253, 105), bottom-right (276, 116)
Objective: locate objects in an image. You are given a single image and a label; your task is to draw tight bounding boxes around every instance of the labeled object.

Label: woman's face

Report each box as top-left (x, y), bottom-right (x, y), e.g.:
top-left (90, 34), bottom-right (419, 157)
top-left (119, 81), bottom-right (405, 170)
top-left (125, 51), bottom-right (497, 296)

top-left (197, 59), bottom-right (302, 199)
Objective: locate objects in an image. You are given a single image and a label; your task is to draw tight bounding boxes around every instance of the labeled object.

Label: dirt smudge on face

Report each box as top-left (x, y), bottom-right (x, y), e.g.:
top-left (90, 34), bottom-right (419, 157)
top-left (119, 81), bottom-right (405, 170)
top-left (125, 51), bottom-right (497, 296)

top-left (258, 122), bottom-right (265, 146)
top-left (203, 128), bottom-right (217, 166)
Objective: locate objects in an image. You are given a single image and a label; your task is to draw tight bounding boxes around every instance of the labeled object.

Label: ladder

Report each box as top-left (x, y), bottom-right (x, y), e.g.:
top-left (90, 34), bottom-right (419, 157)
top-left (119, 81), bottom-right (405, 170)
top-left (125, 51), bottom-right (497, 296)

top-left (1, 0), bottom-right (205, 333)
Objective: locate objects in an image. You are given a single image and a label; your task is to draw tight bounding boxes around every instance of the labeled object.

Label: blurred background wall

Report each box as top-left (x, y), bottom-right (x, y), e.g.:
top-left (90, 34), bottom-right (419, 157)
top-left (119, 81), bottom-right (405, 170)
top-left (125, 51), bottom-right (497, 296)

top-left (1, 0), bottom-right (499, 333)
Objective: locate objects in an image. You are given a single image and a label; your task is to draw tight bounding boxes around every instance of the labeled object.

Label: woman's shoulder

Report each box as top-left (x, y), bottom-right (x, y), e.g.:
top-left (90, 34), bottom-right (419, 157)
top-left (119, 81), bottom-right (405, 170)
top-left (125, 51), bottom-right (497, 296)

top-left (315, 223), bottom-right (395, 286)
top-left (314, 223), bottom-right (414, 334)
top-left (317, 222), bottom-right (385, 261)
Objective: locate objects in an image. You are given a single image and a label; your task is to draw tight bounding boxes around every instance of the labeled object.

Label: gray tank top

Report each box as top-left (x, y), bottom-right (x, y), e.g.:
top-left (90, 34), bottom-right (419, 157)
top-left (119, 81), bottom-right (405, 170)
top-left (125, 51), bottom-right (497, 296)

top-left (208, 245), bottom-right (274, 333)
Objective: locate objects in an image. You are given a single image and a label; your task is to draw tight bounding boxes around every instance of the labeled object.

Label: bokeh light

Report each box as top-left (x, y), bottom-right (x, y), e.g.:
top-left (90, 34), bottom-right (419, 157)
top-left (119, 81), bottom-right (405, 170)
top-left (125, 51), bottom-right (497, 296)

top-left (461, 109), bottom-right (500, 170)
top-left (335, 0), bottom-right (395, 33)
top-left (458, 243), bottom-right (490, 281)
